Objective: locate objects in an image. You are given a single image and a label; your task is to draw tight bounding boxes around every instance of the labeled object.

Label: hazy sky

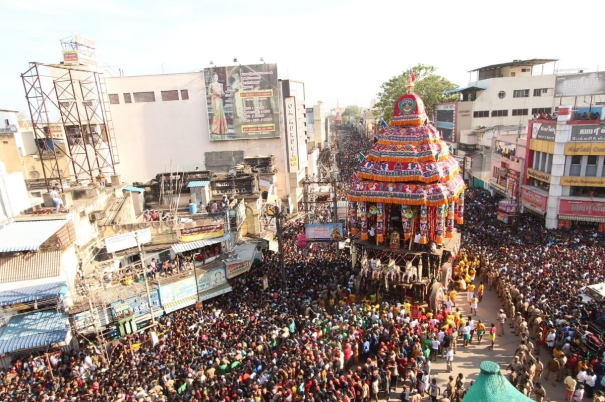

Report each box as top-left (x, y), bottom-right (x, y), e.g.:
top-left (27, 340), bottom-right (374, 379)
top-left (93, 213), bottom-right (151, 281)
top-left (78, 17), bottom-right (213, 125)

top-left (1, 0), bottom-right (603, 114)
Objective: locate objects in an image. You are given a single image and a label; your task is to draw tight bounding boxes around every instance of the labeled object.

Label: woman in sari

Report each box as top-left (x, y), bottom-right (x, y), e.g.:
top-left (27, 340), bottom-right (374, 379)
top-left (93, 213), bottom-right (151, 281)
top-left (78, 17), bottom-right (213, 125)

top-left (209, 73), bottom-right (228, 134)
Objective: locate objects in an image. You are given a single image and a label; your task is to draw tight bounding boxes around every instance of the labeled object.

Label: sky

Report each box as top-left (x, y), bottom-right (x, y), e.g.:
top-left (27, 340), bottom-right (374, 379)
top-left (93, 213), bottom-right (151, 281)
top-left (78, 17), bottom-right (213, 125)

top-left (1, 0), bottom-right (604, 114)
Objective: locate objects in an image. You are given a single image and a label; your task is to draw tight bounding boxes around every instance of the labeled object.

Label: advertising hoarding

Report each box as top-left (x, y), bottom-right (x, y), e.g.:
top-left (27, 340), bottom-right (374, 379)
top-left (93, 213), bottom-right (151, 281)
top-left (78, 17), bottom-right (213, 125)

top-left (435, 104), bottom-right (456, 143)
top-left (305, 223), bottom-right (344, 242)
top-left (180, 225), bottom-right (224, 242)
top-left (559, 199), bottom-right (605, 217)
top-left (105, 228), bottom-right (151, 253)
top-left (532, 122), bottom-right (556, 142)
top-left (570, 125), bottom-right (605, 142)
top-left (204, 64), bottom-right (280, 141)
top-left (160, 277), bottom-right (197, 304)
top-left (555, 72), bottom-right (605, 98)
top-left (197, 267), bottom-right (227, 292)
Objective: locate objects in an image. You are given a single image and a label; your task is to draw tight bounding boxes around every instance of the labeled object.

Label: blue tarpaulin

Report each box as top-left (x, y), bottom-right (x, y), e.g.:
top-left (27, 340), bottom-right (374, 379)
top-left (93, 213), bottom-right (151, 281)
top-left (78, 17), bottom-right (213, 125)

top-left (0, 309), bottom-right (69, 354)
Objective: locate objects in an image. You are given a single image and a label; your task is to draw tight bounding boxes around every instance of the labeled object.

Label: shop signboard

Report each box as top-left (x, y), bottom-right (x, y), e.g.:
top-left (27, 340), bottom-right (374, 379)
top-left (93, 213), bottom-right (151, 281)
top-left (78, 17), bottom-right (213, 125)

top-left (526, 168), bottom-right (551, 183)
top-left (160, 277), bottom-right (197, 304)
top-left (570, 125), bottom-right (605, 142)
top-left (105, 228), bottom-right (151, 253)
top-left (226, 261), bottom-right (251, 279)
top-left (521, 188), bottom-right (548, 211)
top-left (204, 63), bottom-right (280, 141)
top-left (532, 122), bottom-right (556, 142)
top-left (559, 199), bottom-right (605, 217)
top-left (180, 225), bottom-right (224, 242)
top-left (560, 177), bottom-right (605, 187)
top-left (305, 223), bottom-right (344, 242)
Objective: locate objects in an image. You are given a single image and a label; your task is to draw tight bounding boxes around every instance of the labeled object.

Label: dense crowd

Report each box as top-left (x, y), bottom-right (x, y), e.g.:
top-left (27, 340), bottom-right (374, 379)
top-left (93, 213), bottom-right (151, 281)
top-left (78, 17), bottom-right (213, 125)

top-left (3, 128), bottom-right (605, 402)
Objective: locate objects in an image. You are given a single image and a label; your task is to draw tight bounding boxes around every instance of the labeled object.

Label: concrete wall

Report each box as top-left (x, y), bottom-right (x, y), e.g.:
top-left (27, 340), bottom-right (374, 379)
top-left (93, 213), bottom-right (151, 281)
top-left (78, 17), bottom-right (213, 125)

top-left (105, 73), bottom-right (290, 200)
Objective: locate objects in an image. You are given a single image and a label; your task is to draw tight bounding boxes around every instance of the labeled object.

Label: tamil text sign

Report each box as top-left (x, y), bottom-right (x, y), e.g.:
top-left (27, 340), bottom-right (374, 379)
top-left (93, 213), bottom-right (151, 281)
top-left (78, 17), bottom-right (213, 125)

top-left (521, 187), bottom-right (548, 211)
top-left (226, 261), bottom-right (251, 279)
top-left (559, 199), bottom-right (605, 217)
top-left (204, 64), bottom-right (280, 141)
top-left (555, 72), bottom-right (605, 97)
top-left (180, 225), bottom-right (223, 242)
top-left (305, 223), bottom-right (344, 242)
top-left (570, 125), bottom-right (605, 142)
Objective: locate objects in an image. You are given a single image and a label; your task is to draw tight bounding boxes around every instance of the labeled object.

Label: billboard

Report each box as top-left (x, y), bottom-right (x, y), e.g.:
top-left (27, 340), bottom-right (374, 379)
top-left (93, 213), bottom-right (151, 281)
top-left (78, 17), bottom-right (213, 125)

top-left (305, 223), bottom-right (344, 242)
top-left (105, 228), bottom-right (151, 253)
top-left (555, 72), bottom-right (605, 97)
top-left (559, 199), bottom-right (605, 217)
top-left (285, 97), bottom-right (299, 171)
top-left (435, 104), bottom-right (456, 143)
top-left (204, 64), bottom-right (280, 141)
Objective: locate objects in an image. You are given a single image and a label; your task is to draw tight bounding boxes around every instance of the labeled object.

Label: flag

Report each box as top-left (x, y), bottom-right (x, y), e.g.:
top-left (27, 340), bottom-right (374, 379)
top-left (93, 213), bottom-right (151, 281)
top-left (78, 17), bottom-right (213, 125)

top-left (358, 152), bottom-right (366, 163)
top-left (380, 119), bottom-right (388, 129)
top-left (409, 69), bottom-right (416, 83)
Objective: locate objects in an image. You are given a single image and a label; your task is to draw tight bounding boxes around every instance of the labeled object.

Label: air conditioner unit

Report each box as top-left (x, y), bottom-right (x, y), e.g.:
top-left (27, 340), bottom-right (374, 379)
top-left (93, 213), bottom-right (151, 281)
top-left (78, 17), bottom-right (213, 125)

top-left (89, 210), bottom-right (106, 222)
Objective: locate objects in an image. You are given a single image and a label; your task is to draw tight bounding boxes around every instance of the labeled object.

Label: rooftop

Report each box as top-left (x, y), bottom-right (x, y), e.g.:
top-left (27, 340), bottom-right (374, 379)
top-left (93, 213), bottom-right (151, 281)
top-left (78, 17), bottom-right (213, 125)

top-left (469, 58), bottom-right (558, 72)
top-left (0, 220), bottom-right (69, 252)
top-left (0, 251), bottom-right (62, 284)
top-left (0, 309), bottom-right (69, 354)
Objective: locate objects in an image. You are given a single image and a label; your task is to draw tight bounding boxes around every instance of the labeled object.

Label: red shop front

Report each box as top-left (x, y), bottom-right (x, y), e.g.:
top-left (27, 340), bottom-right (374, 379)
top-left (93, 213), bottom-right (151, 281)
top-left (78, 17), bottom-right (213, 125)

top-left (558, 199), bottom-right (605, 232)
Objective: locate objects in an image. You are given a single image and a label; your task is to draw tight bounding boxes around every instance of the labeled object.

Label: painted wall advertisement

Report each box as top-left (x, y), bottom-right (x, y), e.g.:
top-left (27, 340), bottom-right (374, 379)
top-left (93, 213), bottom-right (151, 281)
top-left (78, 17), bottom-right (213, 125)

top-left (305, 223), bottom-right (344, 242)
top-left (521, 187), bottom-right (548, 211)
top-left (180, 225), bottom-right (224, 242)
top-left (197, 267), bottom-right (227, 293)
top-left (559, 199), bottom-right (605, 217)
top-left (204, 63), bottom-right (280, 141)
top-left (160, 277), bottom-right (197, 304)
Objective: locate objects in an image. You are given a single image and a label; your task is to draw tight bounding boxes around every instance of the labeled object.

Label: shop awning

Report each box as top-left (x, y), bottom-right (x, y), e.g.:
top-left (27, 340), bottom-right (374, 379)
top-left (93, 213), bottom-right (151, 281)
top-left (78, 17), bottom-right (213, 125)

top-left (558, 214), bottom-right (605, 223)
top-left (0, 220), bottom-right (68, 252)
top-left (171, 234), bottom-right (231, 253)
top-left (198, 283), bottom-right (232, 301)
top-left (187, 181), bottom-right (211, 188)
top-left (522, 203), bottom-right (546, 217)
top-left (0, 281), bottom-right (66, 306)
top-left (443, 84), bottom-right (489, 94)
top-left (0, 309), bottom-right (69, 354)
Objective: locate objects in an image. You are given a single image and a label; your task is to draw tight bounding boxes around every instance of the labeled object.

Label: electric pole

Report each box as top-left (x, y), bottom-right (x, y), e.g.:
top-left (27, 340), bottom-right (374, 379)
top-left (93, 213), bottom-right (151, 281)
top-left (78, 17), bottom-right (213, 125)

top-left (274, 204), bottom-right (286, 284)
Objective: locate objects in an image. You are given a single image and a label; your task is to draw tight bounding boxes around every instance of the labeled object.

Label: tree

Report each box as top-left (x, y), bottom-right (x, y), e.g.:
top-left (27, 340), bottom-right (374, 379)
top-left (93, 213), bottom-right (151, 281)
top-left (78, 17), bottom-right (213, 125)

top-left (342, 105), bottom-right (362, 119)
top-left (374, 64), bottom-right (458, 123)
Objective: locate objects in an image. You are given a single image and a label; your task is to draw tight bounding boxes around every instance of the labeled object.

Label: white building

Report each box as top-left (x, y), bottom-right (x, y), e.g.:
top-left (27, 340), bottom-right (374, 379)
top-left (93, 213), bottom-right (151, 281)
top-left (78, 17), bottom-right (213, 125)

top-left (105, 70), bottom-right (312, 212)
top-left (436, 59), bottom-right (596, 181)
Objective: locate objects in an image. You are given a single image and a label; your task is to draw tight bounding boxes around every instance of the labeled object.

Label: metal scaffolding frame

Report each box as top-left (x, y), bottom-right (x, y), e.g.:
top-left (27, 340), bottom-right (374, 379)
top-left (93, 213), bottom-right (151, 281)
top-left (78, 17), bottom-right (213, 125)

top-left (21, 62), bottom-right (120, 192)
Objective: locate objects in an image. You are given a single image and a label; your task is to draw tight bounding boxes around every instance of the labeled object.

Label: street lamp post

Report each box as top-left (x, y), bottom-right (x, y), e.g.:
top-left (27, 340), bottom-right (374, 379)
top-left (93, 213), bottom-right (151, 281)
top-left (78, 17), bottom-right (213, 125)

top-left (273, 204), bottom-right (286, 284)
top-left (135, 232), bottom-right (156, 327)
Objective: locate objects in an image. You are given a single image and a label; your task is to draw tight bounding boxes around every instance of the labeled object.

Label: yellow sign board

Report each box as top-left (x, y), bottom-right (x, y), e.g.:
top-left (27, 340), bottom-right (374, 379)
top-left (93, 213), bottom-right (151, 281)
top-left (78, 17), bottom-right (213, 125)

top-left (560, 176), bottom-right (605, 187)
top-left (526, 168), bottom-right (551, 183)
top-left (565, 142), bottom-right (605, 155)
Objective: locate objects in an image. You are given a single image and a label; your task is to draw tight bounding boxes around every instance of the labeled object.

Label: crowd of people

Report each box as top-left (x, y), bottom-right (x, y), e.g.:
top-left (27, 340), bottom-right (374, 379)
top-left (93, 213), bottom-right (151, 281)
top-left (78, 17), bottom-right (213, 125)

top-left (2, 128), bottom-right (605, 402)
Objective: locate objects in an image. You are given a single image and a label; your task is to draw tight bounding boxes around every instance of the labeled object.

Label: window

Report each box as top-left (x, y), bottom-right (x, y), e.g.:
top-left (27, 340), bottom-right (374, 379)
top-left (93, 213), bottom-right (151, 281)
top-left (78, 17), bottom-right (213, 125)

top-left (570, 155), bottom-right (581, 176)
top-left (4, 119), bottom-right (8, 126)
top-left (498, 91), bottom-right (506, 99)
top-left (59, 101), bottom-right (70, 108)
top-left (512, 109), bottom-right (528, 116)
top-left (133, 92), bottom-right (156, 103)
top-left (513, 89), bottom-right (530, 98)
top-left (83, 100), bottom-right (93, 107)
top-left (161, 90), bottom-right (179, 101)
top-left (521, 68), bottom-right (531, 72)
top-left (473, 110), bottom-right (489, 118)
top-left (109, 94), bottom-right (120, 104)
top-left (491, 110), bottom-right (508, 117)
top-left (123, 93), bottom-right (132, 104)
top-left (531, 107), bottom-right (552, 115)
top-left (180, 89), bottom-right (189, 100)
top-left (533, 89), bottom-right (542, 97)
top-left (587, 155), bottom-right (598, 177)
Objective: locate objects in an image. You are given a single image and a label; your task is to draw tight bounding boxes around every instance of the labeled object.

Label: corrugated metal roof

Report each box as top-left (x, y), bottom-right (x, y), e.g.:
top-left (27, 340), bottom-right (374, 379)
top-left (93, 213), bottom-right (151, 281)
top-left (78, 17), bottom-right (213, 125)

top-left (123, 185), bottom-right (145, 193)
top-left (0, 220), bottom-right (68, 252)
top-left (171, 234), bottom-right (231, 253)
top-left (0, 251), bottom-right (62, 284)
top-left (0, 281), bottom-right (66, 306)
top-left (187, 181), bottom-right (211, 188)
top-left (227, 243), bottom-right (257, 264)
top-left (0, 309), bottom-right (69, 354)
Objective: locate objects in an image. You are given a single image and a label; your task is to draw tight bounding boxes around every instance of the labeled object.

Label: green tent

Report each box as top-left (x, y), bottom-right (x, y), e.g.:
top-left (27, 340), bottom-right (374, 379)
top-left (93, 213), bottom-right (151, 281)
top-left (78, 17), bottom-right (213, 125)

top-left (462, 361), bottom-right (533, 402)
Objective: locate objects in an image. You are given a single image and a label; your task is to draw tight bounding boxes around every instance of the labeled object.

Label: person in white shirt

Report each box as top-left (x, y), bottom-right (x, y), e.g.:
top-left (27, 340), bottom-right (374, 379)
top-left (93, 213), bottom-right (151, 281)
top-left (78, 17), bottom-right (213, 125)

top-left (431, 338), bottom-right (441, 361)
top-left (445, 347), bottom-right (454, 372)
top-left (50, 186), bottom-right (64, 212)
top-left (573, 384), bottom-right (585, 401)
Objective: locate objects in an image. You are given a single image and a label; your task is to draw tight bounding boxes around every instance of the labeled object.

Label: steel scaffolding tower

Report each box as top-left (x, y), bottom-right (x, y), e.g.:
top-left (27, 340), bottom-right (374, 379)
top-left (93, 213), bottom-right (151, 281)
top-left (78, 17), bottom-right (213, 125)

top-left (21, 62), bottom-right (120, 192)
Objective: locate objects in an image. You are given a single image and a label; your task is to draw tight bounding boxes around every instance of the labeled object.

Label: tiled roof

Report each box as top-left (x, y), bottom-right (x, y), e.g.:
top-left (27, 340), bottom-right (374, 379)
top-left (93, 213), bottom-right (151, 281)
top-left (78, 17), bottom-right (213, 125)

top-left (0, 309), bottom-right (69, 354)
top-left (0, 281), bottom-right (66, 306)
top-left (0, 220), bottom-right (68, 252)
top-left (0, 251), bottom-right (62, 284)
